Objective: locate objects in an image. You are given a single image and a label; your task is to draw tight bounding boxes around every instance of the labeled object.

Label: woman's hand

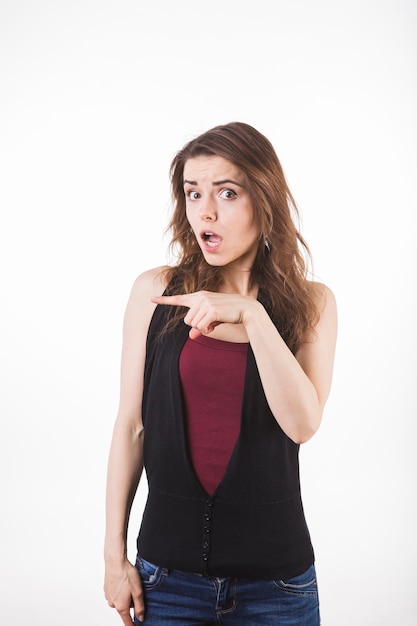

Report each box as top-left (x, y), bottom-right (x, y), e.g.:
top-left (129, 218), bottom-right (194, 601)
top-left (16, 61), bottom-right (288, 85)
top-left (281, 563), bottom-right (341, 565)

top-left (151, 290), bottom-right (257, 338)
top-left (104, 559), bottom-right (145, 624)
top-left (152, 284), bottom-right (337, 445)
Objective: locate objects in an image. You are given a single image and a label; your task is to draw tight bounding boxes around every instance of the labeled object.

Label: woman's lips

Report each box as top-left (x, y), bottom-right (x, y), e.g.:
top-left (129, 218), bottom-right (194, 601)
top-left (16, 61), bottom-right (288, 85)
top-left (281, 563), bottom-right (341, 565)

top-left (200, 230), bottom-right (222, 251)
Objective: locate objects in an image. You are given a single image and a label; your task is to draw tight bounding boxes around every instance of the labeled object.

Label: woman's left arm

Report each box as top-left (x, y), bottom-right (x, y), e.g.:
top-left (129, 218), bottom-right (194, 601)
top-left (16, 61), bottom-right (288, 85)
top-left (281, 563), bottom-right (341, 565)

top-left (244, 283), bottom-right (337, 443)
top-left (152, 284), bottom-right (337, 444)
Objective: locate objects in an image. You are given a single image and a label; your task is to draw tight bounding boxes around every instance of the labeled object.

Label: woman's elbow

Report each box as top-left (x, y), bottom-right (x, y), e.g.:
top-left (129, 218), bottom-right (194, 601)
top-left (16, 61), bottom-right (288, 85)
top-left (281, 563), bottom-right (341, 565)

top-left (291, 426), bottom-right (318, 445)
top-left (289, 410), bottom-right (322, 444)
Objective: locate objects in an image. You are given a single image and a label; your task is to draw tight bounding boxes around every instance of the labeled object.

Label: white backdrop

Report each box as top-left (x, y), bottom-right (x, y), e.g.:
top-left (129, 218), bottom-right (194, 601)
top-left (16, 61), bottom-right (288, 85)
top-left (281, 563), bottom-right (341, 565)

top-left (1, 1), bottom-right (416, 624)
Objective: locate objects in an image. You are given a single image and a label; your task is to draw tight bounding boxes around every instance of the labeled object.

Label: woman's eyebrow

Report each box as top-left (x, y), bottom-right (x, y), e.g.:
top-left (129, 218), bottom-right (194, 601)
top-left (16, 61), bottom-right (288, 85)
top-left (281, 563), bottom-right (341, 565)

top-left (212, 179), bottom-right (244, 187)
top-left (183, 178), bottom-right (244, 187)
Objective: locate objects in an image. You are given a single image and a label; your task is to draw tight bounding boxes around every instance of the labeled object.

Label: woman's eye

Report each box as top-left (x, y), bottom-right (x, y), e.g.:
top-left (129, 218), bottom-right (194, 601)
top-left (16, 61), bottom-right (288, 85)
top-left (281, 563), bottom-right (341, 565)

top-left (220, 189), bottom-right (237, 199)
top-left (187, 191), bottom-right (200, 200)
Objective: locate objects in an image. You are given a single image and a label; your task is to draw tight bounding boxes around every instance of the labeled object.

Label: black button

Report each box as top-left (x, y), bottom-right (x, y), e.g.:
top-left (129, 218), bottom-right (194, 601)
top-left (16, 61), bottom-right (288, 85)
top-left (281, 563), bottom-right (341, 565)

top-left (202, 541), bottom-right (209, 549)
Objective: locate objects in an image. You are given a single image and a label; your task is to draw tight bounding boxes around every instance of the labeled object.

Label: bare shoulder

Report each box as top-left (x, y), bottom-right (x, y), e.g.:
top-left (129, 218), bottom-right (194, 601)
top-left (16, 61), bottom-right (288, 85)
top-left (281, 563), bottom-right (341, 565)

top-left (117, 266), bottom-right (172, 423)
top-left (297, 281), bottom-right (338, 407)
top-left (306, 280), bottom-right (337, 318)
top-left (131, 265), bottom-right (170, 298)
top-left (301, 280), bottom-right (337, 348)
top-left (124, 265), bottom-right (170, 329)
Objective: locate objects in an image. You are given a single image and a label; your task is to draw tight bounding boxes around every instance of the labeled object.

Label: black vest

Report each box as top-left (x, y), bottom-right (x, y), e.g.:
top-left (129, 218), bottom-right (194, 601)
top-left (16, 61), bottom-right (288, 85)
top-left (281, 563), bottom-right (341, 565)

top-left (137, 292), bottom-right (314, 579)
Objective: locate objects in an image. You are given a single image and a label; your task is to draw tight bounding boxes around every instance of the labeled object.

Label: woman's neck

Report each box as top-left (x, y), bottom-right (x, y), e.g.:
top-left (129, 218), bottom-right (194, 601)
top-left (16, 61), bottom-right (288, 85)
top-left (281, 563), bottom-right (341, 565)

top-left (219, 269), bottom-right (257, 297)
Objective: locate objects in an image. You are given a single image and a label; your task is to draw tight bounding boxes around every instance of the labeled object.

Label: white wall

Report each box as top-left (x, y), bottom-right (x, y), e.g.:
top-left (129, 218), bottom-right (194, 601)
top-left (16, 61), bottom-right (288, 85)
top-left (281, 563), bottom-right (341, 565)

top-left (1, 1), bottom-right (416, 624)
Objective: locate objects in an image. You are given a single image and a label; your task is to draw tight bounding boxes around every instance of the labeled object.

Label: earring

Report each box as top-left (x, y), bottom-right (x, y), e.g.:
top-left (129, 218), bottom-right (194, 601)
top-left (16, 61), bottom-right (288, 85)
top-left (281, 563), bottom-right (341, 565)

top-left (264, 239), bottom-right (271, 251)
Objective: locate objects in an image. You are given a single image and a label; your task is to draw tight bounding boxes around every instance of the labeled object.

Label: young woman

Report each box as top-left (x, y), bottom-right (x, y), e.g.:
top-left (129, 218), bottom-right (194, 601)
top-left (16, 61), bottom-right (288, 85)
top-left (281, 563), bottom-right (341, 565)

top-left (104, 122), bottom-right (337, 625)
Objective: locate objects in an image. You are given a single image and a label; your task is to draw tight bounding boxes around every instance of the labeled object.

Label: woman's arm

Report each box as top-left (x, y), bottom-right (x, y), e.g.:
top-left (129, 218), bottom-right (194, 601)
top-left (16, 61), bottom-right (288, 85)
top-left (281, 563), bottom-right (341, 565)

top-left (243, 283), bottom-right (337, 443)
top-left (104, 267), bottom-right (166, 625)
top-left (151, 282), bottom-right (337, 445)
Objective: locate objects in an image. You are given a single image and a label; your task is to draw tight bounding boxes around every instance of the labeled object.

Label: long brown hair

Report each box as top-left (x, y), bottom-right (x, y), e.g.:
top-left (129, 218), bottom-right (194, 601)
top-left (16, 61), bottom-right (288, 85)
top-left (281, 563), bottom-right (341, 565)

top-left (163, 122), bottom-right (319, 353)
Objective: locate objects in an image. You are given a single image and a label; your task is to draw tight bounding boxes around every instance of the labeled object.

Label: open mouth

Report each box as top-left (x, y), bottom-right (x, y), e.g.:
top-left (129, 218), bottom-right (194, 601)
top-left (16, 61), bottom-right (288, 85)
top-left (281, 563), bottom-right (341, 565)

top-left (201, 231), bottom-right (222, 248)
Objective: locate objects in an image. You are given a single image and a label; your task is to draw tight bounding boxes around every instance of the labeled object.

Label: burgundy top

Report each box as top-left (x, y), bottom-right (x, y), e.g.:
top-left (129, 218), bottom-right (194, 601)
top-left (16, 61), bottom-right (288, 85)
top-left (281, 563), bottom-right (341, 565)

top-left (179, 334), bottom-right (248, 494)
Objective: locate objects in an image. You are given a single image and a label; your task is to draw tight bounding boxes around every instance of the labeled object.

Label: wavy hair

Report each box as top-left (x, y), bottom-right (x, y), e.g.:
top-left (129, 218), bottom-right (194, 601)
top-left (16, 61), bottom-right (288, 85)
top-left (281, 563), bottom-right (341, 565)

top-left (163, 122), bottom-right (319, 353)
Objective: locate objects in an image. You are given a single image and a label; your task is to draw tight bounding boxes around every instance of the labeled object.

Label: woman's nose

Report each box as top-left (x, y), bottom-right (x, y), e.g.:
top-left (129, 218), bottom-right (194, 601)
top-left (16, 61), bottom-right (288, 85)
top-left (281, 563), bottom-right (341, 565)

top-left (199, 197), bottom-right (217, 221)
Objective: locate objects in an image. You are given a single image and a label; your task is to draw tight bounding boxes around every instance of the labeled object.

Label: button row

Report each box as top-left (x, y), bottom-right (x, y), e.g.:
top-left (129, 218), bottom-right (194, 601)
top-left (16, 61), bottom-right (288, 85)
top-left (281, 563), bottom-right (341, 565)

top-left (201, 496), bottom-right (214, 575)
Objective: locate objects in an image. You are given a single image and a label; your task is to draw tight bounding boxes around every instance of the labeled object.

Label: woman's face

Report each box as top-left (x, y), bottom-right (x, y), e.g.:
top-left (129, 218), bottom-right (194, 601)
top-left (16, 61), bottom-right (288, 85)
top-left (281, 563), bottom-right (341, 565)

top-left (184, 155), bottom-right (260, 271)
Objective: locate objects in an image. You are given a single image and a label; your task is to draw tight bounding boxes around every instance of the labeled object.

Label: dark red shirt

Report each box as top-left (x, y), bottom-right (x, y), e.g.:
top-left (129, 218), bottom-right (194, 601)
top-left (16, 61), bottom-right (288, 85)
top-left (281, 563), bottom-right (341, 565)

top-left (179, 334), bottom-right (248, 494)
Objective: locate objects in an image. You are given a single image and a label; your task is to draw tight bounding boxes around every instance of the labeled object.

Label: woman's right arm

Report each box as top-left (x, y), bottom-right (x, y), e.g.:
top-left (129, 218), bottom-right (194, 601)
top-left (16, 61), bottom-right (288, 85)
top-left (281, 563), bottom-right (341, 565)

top-left (104, 267), bottom-right (166, 625)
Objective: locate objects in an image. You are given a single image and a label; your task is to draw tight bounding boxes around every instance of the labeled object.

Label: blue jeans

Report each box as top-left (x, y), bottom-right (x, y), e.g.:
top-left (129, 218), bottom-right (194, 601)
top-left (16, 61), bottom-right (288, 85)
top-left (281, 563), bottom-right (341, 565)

top-left (134, 555), bottom-right (320, 625)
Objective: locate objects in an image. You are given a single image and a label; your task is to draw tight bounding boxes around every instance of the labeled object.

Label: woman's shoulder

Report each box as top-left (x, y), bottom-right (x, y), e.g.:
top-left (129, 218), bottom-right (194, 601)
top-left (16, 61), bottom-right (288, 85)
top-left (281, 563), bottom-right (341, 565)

top-left (304, 281), bottom-right (337, 342)
top-left (130, 265), bottom-right (171, 297)
top-left (124, 266), bottom-right (171, 326)
top-left (306, 280), bottom-right (336, 312)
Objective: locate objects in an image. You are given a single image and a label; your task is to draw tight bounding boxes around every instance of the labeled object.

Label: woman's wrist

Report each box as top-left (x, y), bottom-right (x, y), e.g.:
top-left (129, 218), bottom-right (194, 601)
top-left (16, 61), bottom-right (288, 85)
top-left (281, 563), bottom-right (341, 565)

top-left (242, 298), bottom-right (267, 330)
top-left (104, 535), bottom-right (128, 564)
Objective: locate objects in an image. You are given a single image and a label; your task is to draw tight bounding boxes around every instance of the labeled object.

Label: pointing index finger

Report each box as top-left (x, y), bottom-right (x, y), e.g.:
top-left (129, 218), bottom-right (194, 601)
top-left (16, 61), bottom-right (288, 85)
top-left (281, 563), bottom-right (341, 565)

top-left (151, 294), bottom-right (189, 307)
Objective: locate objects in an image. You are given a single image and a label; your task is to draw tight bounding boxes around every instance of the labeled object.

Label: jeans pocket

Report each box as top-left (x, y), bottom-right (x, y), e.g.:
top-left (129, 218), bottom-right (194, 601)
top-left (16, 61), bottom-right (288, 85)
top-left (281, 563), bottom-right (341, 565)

top-left (135, 555), bottom-right (166, 590)
top-left (273, 564), bottom-right (318, 596)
